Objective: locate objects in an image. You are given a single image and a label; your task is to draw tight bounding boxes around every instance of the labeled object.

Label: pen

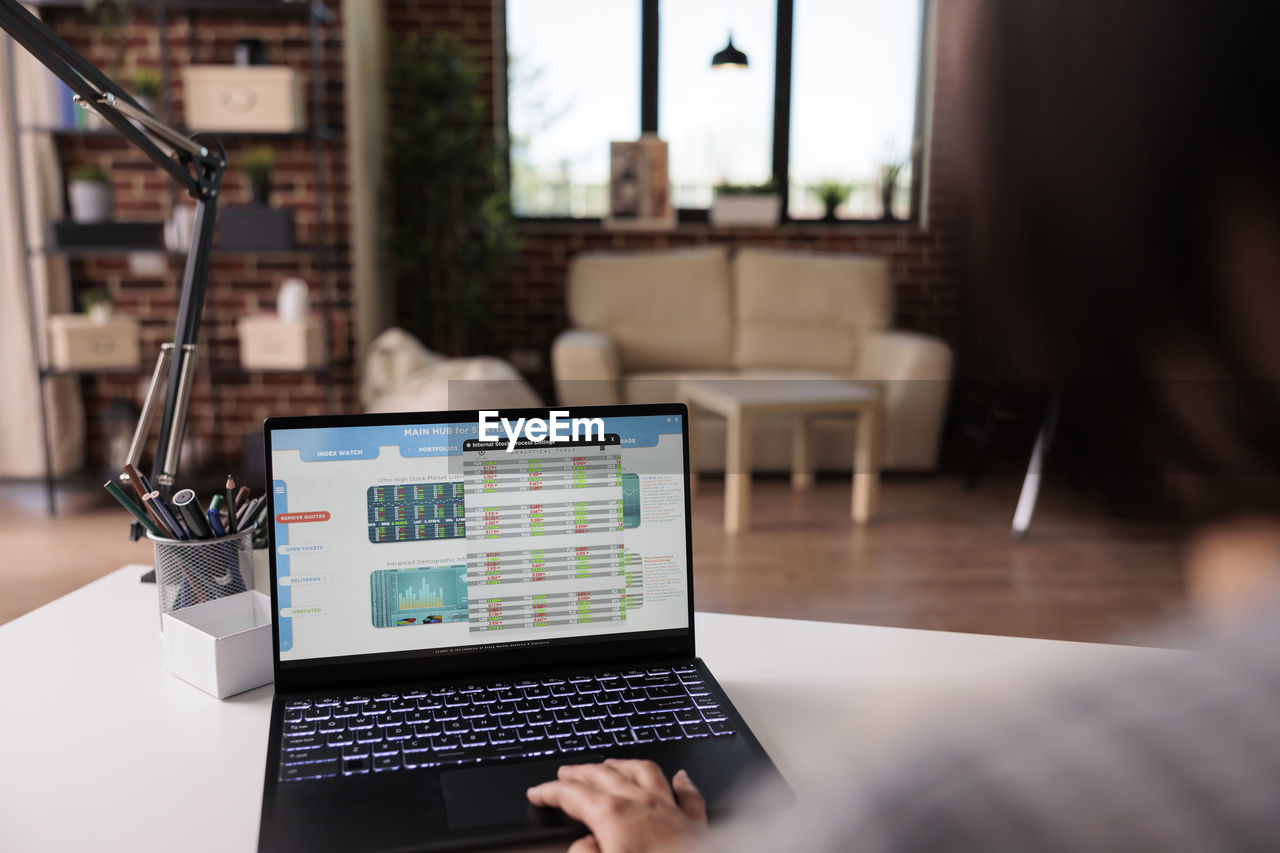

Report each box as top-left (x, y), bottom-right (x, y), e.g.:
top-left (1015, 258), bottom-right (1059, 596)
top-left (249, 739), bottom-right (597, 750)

top-left (206, 506), bottom-right (227, 537)
top-left (173, 488), bottom-right (213, 539)
top-left (225, 475), bottom-right (239, 533)
top-left (103, 480), bottom-right (164, 538)
top-left (239, 495), bottom-right (265, 528)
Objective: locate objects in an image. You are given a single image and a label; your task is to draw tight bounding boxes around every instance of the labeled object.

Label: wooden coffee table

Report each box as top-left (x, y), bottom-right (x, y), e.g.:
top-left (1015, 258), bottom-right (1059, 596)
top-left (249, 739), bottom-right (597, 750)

top-left (677, 378), bottom-right (882, 533)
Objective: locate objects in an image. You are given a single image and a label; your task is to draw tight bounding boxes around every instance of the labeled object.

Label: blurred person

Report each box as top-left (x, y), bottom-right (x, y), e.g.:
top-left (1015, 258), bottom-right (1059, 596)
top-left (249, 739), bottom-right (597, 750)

top-left (525, 0), bottom-right (1280, 849)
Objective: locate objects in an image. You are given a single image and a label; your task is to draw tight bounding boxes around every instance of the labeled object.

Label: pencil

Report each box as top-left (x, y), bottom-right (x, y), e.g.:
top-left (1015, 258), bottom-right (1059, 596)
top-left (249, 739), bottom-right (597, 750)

top-left (121, 464), bottom-right (168, 530)
top-left (146, 491), bottom-right (188, 540)
top-left (104, 480), bottom-right (164, 538)
top-left (225, 475), bottom-right (238, 533)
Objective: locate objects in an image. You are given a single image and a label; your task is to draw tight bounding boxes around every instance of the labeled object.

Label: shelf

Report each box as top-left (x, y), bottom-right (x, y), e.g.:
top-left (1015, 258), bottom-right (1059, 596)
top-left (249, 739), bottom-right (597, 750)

top-left (208, 361), bottom-right (346, 380)
top-left (40, 366), bottom-right (147, 378)
top-left (30, 243), bottom-right (333, 258)
top-left (21, 125), bottom-right (339, 142)
top-left (25, 0), bottom-right (330, 19)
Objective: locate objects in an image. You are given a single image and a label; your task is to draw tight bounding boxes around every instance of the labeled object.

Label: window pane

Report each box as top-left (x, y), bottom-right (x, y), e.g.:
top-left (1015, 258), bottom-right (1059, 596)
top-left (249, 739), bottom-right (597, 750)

top-left (660, 0), bottom-right (776, 208)
top-left (507, 0), bottom-right (640, 217)
top-left (789, 0), bottom-right (922, 220)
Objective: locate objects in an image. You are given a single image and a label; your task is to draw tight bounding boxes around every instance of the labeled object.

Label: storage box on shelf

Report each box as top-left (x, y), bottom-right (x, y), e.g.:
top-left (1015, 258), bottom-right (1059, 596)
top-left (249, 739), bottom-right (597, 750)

top-left (236, 316), bottom-right (326, 370)
top-left (182, 65), bottom-right (305, 133)
top-left (48, 315), bottom-right (141, 371)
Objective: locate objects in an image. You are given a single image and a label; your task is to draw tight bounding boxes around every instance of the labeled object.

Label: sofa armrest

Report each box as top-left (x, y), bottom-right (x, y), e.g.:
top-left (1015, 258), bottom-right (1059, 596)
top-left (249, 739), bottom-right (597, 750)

top-left (856, 331), bottom-right (954, 470)
top-left (552, 328), bottom-right (622, 406)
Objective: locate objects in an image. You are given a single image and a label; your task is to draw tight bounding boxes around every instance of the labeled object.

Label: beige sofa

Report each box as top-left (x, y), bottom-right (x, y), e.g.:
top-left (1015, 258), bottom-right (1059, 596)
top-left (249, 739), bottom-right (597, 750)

top-left (551, 246), bottom-right (953, 471)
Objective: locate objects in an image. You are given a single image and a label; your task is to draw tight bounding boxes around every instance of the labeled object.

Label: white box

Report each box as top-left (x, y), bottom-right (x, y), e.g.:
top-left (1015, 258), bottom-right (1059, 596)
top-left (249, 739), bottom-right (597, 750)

top-left (710, 194), bottom-right (782, 227)
top-left (237, 315), bottom-right (326, 370)
top-left (48, 314), bottom-right (140, 370)
top-left (182, 65), bottom-right (305, 132)
top-left (162, 591), bottom-right (274, 699)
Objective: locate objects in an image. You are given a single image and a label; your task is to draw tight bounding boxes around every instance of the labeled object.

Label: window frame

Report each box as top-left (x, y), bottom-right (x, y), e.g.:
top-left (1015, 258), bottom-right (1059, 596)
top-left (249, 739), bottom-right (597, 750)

top-left (501, 0), bottom-right (933, 225)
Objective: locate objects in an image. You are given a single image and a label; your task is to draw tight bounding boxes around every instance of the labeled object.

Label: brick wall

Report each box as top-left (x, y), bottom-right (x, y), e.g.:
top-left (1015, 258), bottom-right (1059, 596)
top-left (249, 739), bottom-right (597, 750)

top-left (385, 0), bottom-right (966, 401)
top-left (41, 2), bottom-right (355, 469)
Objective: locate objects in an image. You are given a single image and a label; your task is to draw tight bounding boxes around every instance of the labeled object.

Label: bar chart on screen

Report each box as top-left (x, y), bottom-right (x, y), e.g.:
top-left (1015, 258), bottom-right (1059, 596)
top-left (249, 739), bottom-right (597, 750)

top-left (369, 565), bottom-right (469, 627)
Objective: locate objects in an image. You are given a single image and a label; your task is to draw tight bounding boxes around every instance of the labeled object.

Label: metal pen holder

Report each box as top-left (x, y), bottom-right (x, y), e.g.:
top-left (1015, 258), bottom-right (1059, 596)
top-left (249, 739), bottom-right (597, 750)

top-left (149, 528), bottom-right (255, 630)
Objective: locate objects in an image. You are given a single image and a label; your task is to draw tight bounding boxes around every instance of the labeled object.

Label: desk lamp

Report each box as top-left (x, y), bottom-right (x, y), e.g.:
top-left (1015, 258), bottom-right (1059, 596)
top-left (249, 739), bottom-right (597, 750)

top-left (1, 0), bottom-right (225, 535)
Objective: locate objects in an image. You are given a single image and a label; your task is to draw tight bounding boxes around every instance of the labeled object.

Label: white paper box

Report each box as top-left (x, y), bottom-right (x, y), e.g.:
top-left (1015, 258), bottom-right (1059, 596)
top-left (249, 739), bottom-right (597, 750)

top-left (48, 314), bottom-right (140, 370)
top-left (182, 65), bottom-right (304, 133)
top-left (162, 591), bottom-right (274, 699)
top-left (237, 315), bottom-right (326, 370)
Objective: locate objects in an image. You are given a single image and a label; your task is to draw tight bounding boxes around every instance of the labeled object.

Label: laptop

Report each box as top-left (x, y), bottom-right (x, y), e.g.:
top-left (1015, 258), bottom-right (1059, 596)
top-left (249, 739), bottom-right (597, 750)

top-left (258, 403), bottom-right (790, 852)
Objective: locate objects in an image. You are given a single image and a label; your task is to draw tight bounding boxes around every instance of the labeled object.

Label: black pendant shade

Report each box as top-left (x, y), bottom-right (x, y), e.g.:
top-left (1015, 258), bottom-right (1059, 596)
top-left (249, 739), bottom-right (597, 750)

top-left (711, 34), bottom-right (748, 69)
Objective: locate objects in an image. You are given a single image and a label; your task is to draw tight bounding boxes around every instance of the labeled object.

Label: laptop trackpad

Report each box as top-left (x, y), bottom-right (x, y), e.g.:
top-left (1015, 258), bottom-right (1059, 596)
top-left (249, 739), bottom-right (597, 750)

top-left (441, 756), bottom-right (602, 829)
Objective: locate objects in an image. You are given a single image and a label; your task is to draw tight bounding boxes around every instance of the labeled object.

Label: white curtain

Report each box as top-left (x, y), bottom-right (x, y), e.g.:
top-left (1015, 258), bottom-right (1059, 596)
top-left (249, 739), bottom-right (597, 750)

top-left (0, 27), bottom-right (84, 477)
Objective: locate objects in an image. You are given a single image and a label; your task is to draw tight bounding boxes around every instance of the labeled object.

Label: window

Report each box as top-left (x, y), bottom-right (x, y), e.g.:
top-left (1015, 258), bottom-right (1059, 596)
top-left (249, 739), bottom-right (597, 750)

top-left (504, 0), bottom-right (928, 221)
top-left (659, 0), bottom-right (776, 208)
top-left (507, 0), bottom-right (640, 217)
top-left (788, 0), bottom-right (923, 219)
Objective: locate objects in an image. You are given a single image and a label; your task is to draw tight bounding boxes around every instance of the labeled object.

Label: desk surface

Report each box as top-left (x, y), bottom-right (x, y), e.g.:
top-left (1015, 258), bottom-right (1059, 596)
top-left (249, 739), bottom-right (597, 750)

top-left (0, 566), bottom-right (1176, 852)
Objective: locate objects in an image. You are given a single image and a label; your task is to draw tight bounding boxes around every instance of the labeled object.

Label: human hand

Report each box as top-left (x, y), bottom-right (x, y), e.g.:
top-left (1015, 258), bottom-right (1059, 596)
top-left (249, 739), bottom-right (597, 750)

top-left (527, 758), bottom-right (709, 853)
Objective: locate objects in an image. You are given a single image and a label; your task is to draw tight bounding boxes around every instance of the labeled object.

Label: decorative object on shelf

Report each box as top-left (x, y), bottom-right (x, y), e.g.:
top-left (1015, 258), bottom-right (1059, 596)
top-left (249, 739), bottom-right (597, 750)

top-left (385, 34), bottom-right (517, 356)
top-left (606, 134), bottom-right (674, 231)
top-left (164, 203), bottom-right (195, 253)
top-left (710, 180), bottom-right (782, 227)
top-left (219, 145), bottom-right (293, 250)
top-left (711, 32), bottom-right (749, 69)
top-left (810, 179), bottom-right (853, 222)
top-left (276, 276), bottom-right (309, 322)
top-left (233, 38), bottom-right (267, 67)
top-left (182, 64), bottom-right (304, 132)
top-left (67, 163), bottom-right (112, 223)
top-left (877, 142), bottom-right (917, 222)
top-left (48, 313), bottom-right (141, 370)
top-left (81, 286), bottom-right (112, 324)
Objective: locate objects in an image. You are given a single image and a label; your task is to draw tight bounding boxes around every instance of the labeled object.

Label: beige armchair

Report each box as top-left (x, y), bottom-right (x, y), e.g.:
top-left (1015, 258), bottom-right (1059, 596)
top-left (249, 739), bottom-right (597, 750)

top-left (552, 246), bottom-right (953, 471)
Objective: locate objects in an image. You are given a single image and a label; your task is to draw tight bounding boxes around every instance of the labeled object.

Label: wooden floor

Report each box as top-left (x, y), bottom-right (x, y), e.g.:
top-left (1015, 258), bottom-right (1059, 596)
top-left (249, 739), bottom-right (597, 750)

top-left (0, 476), bottom-right (1188, 642)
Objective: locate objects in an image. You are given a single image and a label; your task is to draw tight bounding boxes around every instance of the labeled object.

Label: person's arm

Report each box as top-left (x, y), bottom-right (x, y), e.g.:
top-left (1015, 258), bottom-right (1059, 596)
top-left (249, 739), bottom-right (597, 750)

top-left (526, 758), bottom-right (708, 852)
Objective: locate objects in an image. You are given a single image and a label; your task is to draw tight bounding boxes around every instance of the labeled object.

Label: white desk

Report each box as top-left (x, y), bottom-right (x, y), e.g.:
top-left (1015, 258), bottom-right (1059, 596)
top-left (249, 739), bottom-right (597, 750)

top-left (0, 566), bottom-right (1176, 852)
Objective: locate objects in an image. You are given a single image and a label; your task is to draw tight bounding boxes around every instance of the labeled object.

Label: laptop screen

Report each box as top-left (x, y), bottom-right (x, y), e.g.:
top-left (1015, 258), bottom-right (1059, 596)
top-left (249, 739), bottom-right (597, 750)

top-left (267, 409), bottom-right (690, 669)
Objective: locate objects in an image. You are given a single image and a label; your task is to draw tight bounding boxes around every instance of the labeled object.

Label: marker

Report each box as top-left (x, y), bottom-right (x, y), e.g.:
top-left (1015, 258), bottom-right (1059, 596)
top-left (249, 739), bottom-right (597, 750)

top-left (103, 480), bottom-right (164, 538)
top-left (206, 506), bottom-right (227, 537)
top-left (173, 488), bottom-right (213, 539)
top-left (225, 475), bottom-right (239, 533)
top-left (145, 491), bottom-right (186, 540)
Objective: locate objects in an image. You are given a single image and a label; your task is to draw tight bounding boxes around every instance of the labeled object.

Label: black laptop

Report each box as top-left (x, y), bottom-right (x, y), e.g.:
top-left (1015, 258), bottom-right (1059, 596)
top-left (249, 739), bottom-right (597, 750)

top-left (258, 403), bottom-right (790, 851)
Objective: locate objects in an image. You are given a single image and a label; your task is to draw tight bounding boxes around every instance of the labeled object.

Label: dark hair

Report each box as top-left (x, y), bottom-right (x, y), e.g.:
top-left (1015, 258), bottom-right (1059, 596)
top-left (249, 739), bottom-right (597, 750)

top-left (959, 0), bottom-right (1280, 521)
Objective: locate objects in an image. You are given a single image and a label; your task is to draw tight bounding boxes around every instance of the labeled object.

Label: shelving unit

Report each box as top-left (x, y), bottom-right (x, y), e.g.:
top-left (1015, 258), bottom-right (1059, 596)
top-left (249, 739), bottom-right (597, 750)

top-left (8, 0), bottom-right (341, 514)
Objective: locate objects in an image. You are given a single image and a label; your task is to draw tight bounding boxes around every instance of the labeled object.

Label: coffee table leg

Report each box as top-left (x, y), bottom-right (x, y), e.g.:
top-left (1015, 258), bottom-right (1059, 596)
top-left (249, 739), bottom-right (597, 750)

top-left (791, 415), bottom-right (814, 491)
top-left (852, 404), bottom-right (880, 523)
top-left (726, 412), bottom-right (752, 533)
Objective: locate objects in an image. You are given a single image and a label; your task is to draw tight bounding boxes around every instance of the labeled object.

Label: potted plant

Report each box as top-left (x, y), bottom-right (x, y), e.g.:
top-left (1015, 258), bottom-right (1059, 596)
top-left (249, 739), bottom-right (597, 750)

top-left (384, 34), bottom-right (519, 355)
top-left (129, 67), bottom-right (161, 114)
top-left (219, 146), bottom-right (293, 250)
top-left (242, 145), bottom-right (276, 206)
top-left (67, 164), bottom-right (112, 223)
top-left (810, 179), bottom-right (853, 221)
top-left (710, 180), bottom-right (781, 227)
top-left (81, 287), bottom-right (113, 324)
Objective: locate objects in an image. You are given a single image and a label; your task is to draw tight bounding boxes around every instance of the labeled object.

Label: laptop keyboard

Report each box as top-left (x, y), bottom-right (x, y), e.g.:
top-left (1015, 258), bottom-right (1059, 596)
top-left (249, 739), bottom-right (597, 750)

top-left (278, 664), bottom-right (737, 781)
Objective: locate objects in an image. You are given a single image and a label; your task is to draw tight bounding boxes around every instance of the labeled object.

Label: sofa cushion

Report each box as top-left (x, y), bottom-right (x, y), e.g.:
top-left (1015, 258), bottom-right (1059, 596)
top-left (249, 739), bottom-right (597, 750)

top-left (567, 247), bottom-right (733, 371)
top-left (731, 248), bottom-right (891, 371)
